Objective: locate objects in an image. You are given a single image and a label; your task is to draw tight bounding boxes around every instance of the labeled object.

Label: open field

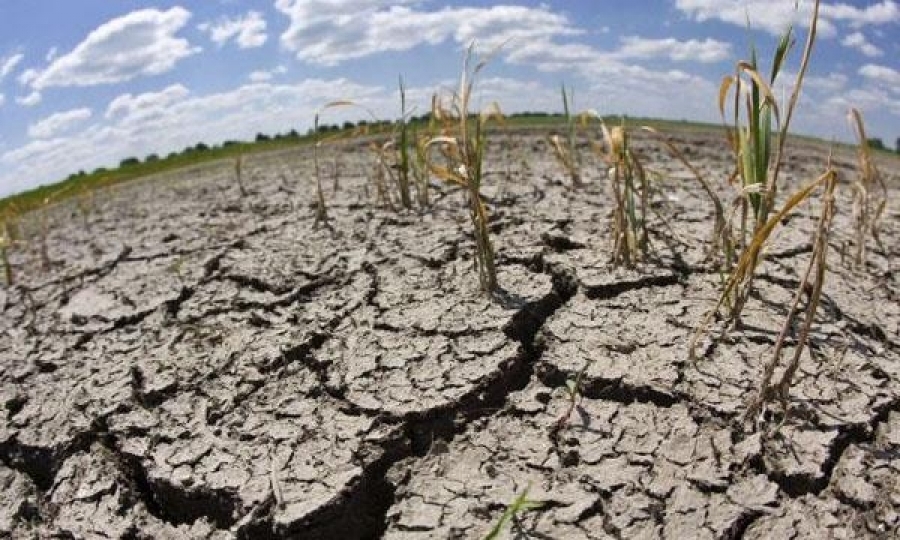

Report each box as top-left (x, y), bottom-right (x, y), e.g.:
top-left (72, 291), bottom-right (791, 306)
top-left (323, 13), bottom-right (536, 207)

top-left (6, 109), bottom-right (891, 221)
top-left (1, 124), bottom-right (898, 538)
top-left (0, 115), bottom-right (744, 219)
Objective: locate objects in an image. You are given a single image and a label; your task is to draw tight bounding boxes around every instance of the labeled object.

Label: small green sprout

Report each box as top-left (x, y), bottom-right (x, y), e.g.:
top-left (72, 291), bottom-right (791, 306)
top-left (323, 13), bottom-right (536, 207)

top-left (550, 360), bottom-right (592, 439)
top-left (484, 484), bottom-right (543, 540)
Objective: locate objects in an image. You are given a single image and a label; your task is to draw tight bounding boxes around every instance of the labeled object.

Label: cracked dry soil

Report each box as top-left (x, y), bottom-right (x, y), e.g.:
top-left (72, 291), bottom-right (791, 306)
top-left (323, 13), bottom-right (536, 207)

top-left (1, 129), bottom-right (899, 539)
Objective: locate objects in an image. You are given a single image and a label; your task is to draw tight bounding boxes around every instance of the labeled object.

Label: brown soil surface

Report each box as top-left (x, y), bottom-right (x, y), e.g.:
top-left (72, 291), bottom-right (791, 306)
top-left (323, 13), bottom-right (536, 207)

top-left (2, 128), bottom-right (899, 539)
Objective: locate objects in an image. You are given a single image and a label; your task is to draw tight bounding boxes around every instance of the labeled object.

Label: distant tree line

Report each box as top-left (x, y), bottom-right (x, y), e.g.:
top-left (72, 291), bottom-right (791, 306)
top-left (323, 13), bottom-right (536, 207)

top-left (866, 137), bottom-right (900, 154)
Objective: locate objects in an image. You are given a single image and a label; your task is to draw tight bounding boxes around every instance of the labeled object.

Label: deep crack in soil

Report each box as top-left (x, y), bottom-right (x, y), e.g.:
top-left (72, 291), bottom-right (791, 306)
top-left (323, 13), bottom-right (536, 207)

top-left (1, 130), bottom-right (899, 538)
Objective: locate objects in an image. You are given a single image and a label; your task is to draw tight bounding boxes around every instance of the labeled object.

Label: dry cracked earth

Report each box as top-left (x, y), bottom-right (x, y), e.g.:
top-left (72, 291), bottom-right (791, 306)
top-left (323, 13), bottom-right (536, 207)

top-left (1, 129), bottom-right (899, 539)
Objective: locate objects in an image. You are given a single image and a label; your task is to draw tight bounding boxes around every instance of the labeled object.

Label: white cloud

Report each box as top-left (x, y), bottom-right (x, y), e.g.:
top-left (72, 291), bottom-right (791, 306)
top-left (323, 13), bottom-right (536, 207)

top-left (28, 7), bottom-right (199, 89)
top-left (275, 1), bottom-right (580, 65)
top-left (105, 83), bottom-right (191, 120)
top-left (675, 0), bottom-right (829, 36)
top-left (270, 0), bottom-right (725, 128)
top-left (820, 1), bottom-right (899, 28)
top-left (45, 47), bottom-right (58, 62)
top-left (28, 108), bottom-right (93, 139)
top-left (827, 87), bottom-right (900, 118)
top-left (270, 0), bottom-right (726, 127)
top-left (1, 53), bottom-right (24, 79)
top-left (616, 36), bottom-right (730, 63)
top-left (676, 0), bottom-right (900, 37)
top-left (841, 31), bottom-right (883, 56)
top-left (16, 91), bottom-right (41, 107)
top-left (17, 68), bottom-right (38, 86)
top-left (859, 63), bottom-right (900, 87)
top-left (0, 94), bottom-right (5, 107)
top-left (248, 70), bottom-right (273, 82)
top-left (248, 65), bottom-right (287, 82)
top-left (199, 10), bottom-right (268, 49)
top-left (804, 72), bottom-right (849, 93)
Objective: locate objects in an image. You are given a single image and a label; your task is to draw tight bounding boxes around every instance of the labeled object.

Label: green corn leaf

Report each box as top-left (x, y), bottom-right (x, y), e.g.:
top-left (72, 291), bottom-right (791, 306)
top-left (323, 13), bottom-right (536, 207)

top-left (771, 25), bottom-right (794, 83)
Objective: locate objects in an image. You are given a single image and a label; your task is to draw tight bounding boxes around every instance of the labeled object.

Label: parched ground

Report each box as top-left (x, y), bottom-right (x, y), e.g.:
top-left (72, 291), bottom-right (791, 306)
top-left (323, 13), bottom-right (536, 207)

top-left (1, 128), bottom-right (898, 539)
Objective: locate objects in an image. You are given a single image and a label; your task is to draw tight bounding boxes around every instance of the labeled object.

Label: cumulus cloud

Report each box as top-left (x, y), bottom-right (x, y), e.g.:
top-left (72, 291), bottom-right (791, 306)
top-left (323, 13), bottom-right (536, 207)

top-left (616, 36), bottom-right (730, 63)
top-left (105, 83), bottom-right (191, 120)
top-left (248, 65), bottom-right (287, 82)
top-left (820, 1), bottom-right (900, 28)
top-left (803, 72), bottom-right (849, 93)
top-left (198, 10), bottom-right (268, 49)
top-left (859, 63), bottom-right (900, 87)
top-left (27, 7), bottom-right (199, 89)
top-left (675, 0), bottom-right (826, 35)
top-left (17, 68), bottom-right (39, 86)
top-left (841, 31), bottom-right (883, 57)
top-left (827, 87), bottom-right (900, 119)
top-left (1, 53), bottom-right (24, 80)
top-left (270, 0), bottom-right (724, 123)
top-left (676, 0), bottom-right (900, 37)
top-left (270, 0), bottom-right (731, 129)
top-left (274, 0), bottom-right (580, 65)
top-left (16, 91), bottom-right (41, 107)
top-left (28, 108), bottom-right (93, 139)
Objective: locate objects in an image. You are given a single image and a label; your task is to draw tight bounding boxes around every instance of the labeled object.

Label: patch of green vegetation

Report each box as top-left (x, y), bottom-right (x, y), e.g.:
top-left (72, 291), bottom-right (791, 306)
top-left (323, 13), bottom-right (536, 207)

top-left (484, 485), bottom-right (543, 540)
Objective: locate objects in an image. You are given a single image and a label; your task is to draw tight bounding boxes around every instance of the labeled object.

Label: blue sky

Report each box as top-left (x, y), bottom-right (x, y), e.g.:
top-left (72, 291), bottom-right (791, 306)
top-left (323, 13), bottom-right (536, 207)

top-left (1, 1), bottom-right (898, 196)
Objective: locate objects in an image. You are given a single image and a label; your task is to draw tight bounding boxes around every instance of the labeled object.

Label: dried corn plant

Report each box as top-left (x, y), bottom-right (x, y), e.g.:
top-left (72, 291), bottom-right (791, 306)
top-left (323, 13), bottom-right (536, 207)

top-left (596, 120), bottom-right (649, 266)
top-left (695, 0), bottom-right (821, 329)
top-left (744, 167), bottom-right (837, 426)
top-left (313, 100), bottom-right (369, 225)
top-left (75, 187), bottom-right (95, 231)
top-left (369, 140), bottom-right (398, 211)
top-left (412, 130), bottom-right (431, 208)
top-left (689, 168), bottom-right (837, 364)
top-left (367, 79), bottom-right (435, 212)
top-left (548, 84), bottom-right (586, 188)
top-left (313, 105), bottom-right (342, 225)
top-left (38, 200), bottom-right (52, 271)
top-left (846, 108), bottom-right (888, 269)
top-left (396, 76), bottom-right (413, 209)
top-left (420, 44), bottom-right (502, 292)
top-left (234, 155), bottom-right (248, 198)
top-left (0, 221), bottom-right (12, 286)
